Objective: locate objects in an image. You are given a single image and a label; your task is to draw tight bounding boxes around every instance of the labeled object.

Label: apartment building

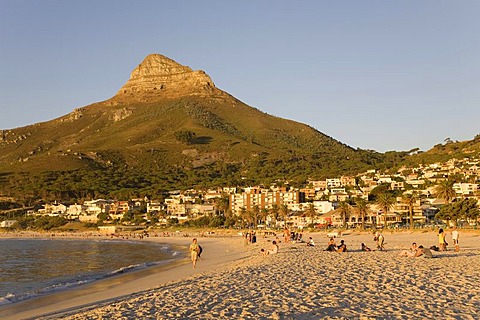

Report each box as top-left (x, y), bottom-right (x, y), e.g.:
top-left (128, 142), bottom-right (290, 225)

top-left (229, 190), bottom-right (303, 214)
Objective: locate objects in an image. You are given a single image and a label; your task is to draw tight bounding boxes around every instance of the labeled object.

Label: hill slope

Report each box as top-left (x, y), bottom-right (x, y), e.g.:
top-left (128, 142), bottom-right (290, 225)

top-left (0, 54), bottom-right (388, 200)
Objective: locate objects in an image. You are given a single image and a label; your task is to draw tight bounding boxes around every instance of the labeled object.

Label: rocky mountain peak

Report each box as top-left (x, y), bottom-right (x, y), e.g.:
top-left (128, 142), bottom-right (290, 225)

top-left (114, 53), bottom-right (216, 101)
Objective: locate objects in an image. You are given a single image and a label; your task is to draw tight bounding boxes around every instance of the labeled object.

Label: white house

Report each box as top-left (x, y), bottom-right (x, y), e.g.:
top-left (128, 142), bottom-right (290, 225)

top-left (0, 220), bottom-right (16, 228)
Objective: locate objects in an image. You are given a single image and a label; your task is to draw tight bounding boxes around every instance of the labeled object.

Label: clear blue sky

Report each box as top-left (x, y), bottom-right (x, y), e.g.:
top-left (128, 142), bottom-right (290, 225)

top-left (1, 0), bottom-right (479, 152)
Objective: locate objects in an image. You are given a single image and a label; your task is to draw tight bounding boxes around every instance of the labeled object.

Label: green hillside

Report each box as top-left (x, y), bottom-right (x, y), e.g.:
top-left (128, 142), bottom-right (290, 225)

top-left (0, 54), bottom-right (400, 202)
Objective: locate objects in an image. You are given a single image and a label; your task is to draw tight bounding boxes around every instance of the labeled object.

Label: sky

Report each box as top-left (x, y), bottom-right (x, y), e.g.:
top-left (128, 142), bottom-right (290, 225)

top-left (1, 1), bottom-right (479, 152)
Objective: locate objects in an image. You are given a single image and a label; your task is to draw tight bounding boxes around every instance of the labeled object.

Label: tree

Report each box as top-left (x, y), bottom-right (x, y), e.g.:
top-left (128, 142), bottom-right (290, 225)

top-left (214, 195), bottom-right (230, 216)
top-left (269, 204), bottom-right (280, 228)
top-left (251, 205), bottom-right (260, 228)
top-left (401, 192), bottom-right (418, 229)
top-left (375, 193), bottom-right (395, 227)
top-left (240, 207), bottom-right (249, 228)
top-left (434, 179), bottom-right (456, 204)
top-left (260, 208), bottom-right (269, 226)
top-left (355, 197), bottom-right (369, 230)
top-left (436, 198), bottom-right (480, 226)
top-left (280, 204), bottom-right (289, 228)
top-left (174, 130), bottom-right (196, 144)
top-left (304, 203), bottom-right (317, 226)
top-left (338, 201), bottom-right (351, 228)
top-left (97, 212), bottom-right (111, 223)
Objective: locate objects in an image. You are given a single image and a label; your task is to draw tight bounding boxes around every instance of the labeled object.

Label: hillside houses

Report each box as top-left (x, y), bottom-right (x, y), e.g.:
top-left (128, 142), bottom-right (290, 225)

top-left (23, 156), bottom-right (480, 228)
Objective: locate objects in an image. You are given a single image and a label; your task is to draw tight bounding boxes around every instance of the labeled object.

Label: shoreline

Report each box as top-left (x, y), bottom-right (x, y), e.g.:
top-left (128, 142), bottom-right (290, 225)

top-left (0, 232), bottom-right (251, 320)
top-left (1, 229), bottom-right (480, 319)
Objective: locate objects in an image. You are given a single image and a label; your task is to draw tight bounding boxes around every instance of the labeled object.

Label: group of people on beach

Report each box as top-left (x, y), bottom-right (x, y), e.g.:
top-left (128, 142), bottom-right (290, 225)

top-left (244, 231), bottom-right (257, 245)
top-left (283, 228), bottom-right (303, 243)
top-left (437, 227), bottom-right (460, 252)
top-left (398, 242), bottom-right (433, 258)
top-left (190, 226), bottom-right (462, 268)
top-left (260, 240), bottom-right (279, 256)
top-left (324, 237), bottom-right (348, 252)
top-left (396, 227), bottom-right (460, 259)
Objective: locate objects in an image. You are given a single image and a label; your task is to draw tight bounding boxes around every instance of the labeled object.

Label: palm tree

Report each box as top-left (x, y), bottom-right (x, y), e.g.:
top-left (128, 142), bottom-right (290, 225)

top-left (434, 179), bottom-right (456, 204)
top-left (269, 204), bottom-right (280, 228)
top-left (240, 207), bottom-right (248, 228)
top-left (252, 205), bottom-right (260, 228)
top-left (214, 195), bottom-right (230, 217)
top-left (260, 208), bottom-right (269, 226)
top-left (338, 201), bottom-right (351, 228)
top-left (355, 197), bottom-right (369, 230)
top-left (375, 193), bottom-right (395, 227)
top-left (304, 202), bottom-right (317, 226)
top-left (401, 192), bottom-right (418, 230)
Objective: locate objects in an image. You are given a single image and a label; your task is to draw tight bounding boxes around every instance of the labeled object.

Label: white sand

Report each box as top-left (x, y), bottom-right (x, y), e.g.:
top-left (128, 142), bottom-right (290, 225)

top-left (1, 230), bottom-right (480, 319)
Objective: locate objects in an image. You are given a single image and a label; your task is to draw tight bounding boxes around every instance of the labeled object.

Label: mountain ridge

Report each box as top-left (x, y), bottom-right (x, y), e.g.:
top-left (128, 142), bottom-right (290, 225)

top-left (0, 53), bottom-right (402, 199)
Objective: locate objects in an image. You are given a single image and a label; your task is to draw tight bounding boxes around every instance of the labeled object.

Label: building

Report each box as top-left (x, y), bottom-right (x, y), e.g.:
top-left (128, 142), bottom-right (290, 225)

top-left (109, 201), bottom-right (132, 220)
top-left (453, 183), bottom-right (478, 197)
top-left (37, 203), bottom-right (67, 216)
top-left (0, 220), bottom-right (16, 228)
top-left (229, 190), bottom-right (303, 214)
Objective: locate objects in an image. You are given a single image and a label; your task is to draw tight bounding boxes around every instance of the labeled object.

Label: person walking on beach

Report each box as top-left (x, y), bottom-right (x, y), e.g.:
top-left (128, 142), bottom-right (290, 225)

top-left (375, 231), bottom-right (385, 250)
top-left (452, 227), bottom-right (459, 252)
top-left (438, 228), bottom-right (447, 251)
top-left (284, 228), bottom-right (291, 243)
top-left (189, 238), bottom-right (200, 268)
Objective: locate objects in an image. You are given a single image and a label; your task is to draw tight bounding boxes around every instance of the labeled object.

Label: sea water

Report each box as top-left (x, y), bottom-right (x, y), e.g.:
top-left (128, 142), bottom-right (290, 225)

top-left (0, 238), bottom-right (181, 305)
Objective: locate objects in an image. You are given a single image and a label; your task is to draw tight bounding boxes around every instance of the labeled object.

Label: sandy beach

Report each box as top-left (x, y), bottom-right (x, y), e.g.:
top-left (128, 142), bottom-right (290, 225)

top-left (1, 229), bottom-right (480, 319)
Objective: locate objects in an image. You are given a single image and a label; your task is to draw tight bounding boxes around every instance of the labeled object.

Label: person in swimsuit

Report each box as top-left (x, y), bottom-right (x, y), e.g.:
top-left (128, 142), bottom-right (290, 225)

top-left (361, 243), bottom-right (372, 251)
top-left (375, 232), bottom-right (385, 250)
top-left (399, 242), bottom-right (417, 257)
top-left (438, 228), bottom-right (447, 251)
top-left (337, 240), bottom-right (347, 252)
top-left (451, 227), bottom-right (459, 251)
top-left (326, 238), bottom-right (336, 251)
top-left (189, 238), bottom-right (200, 268)
top-left (415, 245), bottom-right (433, 258)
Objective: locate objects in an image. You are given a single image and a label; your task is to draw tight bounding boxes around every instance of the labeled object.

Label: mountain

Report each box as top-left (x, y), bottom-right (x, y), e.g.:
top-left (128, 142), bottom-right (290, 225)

top-left (0, 54), bottom-right (387, 200)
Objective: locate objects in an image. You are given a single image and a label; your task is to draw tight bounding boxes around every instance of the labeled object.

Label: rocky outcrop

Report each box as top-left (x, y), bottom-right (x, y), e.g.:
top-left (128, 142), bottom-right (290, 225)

top-left (114, 54), bottom-right (217, 101)
top-left (109, 108), bottom-right (133, 122)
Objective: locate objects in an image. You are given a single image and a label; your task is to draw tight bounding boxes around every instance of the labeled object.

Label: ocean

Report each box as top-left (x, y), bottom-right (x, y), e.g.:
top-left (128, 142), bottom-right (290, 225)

top-left (0, 238), bottom-right (181, 305)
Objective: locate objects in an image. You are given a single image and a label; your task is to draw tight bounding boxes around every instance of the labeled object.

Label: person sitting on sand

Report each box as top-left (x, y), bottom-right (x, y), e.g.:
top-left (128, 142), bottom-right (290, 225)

top-left (307, 237), bottom-right (315, 247)
top-left (337, 240), bottom-right (347, 252)
top-left (267, 240), bottom-right (279, 255)
top-left (415, 245), bottom-right (433, 258)
top-left (325, 238), bottom-right (336, 252)
top-left (296, 232), bottom-right (303, 242)
top-left (361, 243), bottom-right (371, 251)
top-left (399, 242), bottom-right (418, 257)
